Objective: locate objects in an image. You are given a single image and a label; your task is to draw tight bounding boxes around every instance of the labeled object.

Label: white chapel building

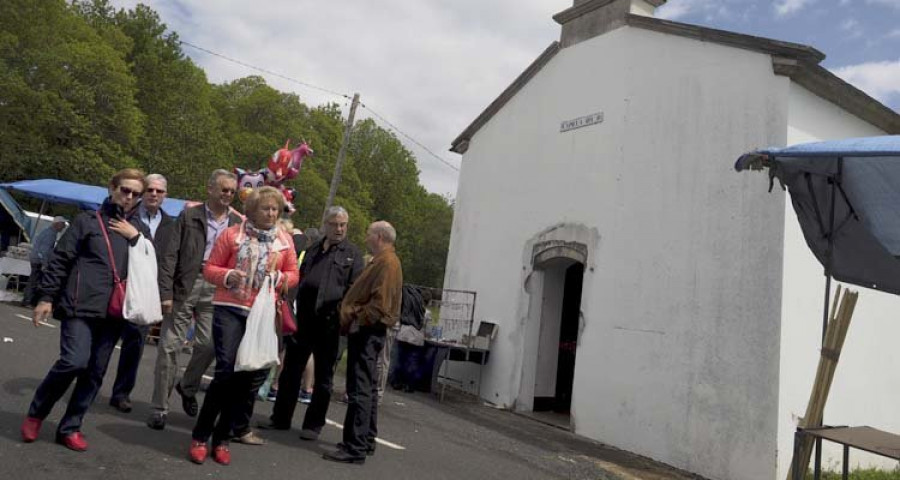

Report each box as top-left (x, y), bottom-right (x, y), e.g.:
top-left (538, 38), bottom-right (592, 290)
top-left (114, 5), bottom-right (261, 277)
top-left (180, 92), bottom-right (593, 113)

top-left (442, 1), bottom-right (900, 479)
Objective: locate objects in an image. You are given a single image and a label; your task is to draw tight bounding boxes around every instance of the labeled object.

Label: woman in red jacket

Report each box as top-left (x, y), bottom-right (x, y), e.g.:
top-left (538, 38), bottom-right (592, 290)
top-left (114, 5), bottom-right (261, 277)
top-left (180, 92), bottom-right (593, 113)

top-left (188, 186), bottom-right (299, 466)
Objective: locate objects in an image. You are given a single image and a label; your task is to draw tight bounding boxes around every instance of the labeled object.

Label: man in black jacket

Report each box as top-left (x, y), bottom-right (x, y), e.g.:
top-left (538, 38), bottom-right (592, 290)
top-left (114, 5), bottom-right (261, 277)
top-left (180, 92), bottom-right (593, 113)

top-left (109, 174), bottom-right (175, 413)
top-left (262, 206), bottom-right (364, 440)
top-left (146, 170), bottom-right (242, 430)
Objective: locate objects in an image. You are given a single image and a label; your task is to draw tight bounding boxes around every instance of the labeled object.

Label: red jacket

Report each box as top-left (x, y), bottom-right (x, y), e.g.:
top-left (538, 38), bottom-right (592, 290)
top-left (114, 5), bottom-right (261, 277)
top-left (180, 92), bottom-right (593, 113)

top-left (203, 223), bottom-right (299, 311)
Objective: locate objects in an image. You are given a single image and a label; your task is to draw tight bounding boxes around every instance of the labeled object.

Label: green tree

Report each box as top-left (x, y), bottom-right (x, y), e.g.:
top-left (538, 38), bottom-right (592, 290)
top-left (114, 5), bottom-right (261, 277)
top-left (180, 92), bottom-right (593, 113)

top-left (0, 0), bottom-right (143, 184)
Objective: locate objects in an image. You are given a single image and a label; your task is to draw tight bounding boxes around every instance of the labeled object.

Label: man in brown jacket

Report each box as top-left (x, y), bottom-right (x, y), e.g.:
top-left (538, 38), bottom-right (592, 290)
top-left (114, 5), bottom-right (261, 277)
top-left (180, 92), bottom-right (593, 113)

top-left (324, 221), bottom-right (402, 464)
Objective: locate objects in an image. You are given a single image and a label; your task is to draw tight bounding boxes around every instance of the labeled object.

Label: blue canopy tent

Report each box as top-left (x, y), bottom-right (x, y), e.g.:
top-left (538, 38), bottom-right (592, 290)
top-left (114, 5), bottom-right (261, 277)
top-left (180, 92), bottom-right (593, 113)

top-left (735, 135), bottom-right (900, 336)
top-left (0, 179), bottom-right (189, 238)
top-left (0, 187), bottom-right (35, 243)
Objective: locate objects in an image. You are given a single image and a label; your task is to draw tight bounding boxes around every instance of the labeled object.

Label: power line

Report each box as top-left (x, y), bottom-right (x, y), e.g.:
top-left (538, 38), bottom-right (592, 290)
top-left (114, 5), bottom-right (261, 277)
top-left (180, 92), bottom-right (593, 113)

top-left (178, 40), bottom-right (460, 173)
top-left (179, 40), bottom-right (351, 100)
top-left (360, 103), bottom-right (460, 172)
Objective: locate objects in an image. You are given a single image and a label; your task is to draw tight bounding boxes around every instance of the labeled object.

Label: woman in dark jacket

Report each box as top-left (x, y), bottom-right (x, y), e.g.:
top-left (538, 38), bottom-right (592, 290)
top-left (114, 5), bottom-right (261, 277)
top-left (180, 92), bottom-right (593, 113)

top-left (21, 168), bottom-right (150, 452)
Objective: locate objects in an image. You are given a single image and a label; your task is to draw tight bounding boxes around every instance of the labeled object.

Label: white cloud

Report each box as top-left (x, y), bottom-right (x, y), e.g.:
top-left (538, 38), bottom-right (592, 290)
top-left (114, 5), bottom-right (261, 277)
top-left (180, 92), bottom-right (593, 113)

top-left (887, 29), bottom-right (900, 38)
top-left (832, 59), bottom-right (900, 105)
top-left (655, 0), bottom-right (746, 21)
top-left (867, 0), bottom-right (900, 8)
top-left (107, 0), bottom-right (573, 196)
top-left (840, 18), bottom-right (863, 38)
top-left (774, 0), bottom-right (815, 17)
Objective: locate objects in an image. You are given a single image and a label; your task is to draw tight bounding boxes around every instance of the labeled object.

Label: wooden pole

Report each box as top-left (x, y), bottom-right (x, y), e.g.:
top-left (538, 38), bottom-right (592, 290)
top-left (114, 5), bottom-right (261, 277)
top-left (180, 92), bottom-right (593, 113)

top-left (787, 286), bottom-right (858, 480)
top-left (324, 92), bottom-right (360, 215)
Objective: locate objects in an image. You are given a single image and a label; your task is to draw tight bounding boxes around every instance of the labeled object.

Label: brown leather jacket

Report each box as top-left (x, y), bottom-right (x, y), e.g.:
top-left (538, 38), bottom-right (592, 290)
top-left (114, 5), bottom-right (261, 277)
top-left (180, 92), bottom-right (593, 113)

top-left (339, 246), bottom-right (403, 328)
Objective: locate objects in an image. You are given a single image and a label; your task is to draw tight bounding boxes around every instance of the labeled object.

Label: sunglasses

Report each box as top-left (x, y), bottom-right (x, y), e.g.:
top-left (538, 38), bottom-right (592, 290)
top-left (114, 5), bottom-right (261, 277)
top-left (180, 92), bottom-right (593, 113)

top-left (146, 188), bottom-right (166, 194)
top-left (117, 186), bottom-right (143, 198)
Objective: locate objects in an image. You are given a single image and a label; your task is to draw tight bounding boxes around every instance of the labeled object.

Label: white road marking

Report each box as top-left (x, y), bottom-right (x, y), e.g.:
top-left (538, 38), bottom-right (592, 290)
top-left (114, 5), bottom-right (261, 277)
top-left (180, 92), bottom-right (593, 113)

top-left (324, 418), bottom-right (406, 450)
top-left (15, 314), bottom-right (56, 328)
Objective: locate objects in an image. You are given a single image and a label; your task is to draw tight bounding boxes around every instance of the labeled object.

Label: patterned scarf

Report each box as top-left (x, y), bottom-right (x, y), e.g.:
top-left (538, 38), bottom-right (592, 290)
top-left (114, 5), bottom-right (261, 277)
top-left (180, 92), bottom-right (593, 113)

top-left (232, 222), bottom-right (278, 300)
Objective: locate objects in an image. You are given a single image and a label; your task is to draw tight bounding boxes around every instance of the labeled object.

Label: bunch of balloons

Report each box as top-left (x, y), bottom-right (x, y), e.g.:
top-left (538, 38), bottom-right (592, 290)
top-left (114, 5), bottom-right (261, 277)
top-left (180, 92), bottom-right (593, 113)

top-left (234, 139), bottom-right (314, 213)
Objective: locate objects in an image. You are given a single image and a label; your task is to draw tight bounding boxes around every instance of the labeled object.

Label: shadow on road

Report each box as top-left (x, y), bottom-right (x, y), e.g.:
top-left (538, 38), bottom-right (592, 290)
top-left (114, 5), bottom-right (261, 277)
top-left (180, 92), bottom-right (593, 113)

top-left (3, 377), bottom-right (40, 397)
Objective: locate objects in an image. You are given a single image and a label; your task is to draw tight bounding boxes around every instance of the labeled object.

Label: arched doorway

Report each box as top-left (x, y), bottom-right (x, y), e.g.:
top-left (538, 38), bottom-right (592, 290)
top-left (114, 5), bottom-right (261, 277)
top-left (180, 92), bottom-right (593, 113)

top-left (518, 238), bottom-right (587, 429)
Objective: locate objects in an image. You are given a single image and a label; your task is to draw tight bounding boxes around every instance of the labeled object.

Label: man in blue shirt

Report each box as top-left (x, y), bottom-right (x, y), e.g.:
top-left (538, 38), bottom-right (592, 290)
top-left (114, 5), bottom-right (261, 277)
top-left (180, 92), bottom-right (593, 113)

top-left (22, 216), bottom-right (67, 306)
top-left (109, 174), bottom-right (175, 413)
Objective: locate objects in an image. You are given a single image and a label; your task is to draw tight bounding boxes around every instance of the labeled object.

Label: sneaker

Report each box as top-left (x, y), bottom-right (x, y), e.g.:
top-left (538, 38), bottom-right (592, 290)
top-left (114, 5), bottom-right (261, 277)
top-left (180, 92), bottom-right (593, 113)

top-left (21, 417), bottom-right (42, 443)
top-left (56, 432), bottom-right (88, 452)
top-left (298, 390), bottom-right (312, 404)
top-left (189, 440), bottom-right (208, 464)
top-left (232, 430), bottom-right (266, 445)
top-left (212, 444), bottom-right (231, 465)
top-left (146, 412), bottom-right (167, 430)
top-left (266, 388), bottom-right (278, 402)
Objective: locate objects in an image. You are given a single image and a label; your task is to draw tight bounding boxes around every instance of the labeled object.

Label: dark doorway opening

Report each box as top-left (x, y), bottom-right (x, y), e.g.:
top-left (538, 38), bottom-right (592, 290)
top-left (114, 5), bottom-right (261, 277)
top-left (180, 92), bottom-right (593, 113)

top-left (534, 262), bottom-right (584, 414)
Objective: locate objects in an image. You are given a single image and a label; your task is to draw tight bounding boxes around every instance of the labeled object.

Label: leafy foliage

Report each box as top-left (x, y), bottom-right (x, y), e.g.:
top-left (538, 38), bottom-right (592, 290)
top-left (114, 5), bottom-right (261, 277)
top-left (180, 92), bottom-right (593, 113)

top-left (0, 0), bottom-right (454, 287)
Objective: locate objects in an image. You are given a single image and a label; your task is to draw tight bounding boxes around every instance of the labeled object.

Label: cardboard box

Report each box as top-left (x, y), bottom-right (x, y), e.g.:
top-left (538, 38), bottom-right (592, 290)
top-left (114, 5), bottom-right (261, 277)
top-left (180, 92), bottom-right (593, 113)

top-left (470, 321), bottom-right (498, 350)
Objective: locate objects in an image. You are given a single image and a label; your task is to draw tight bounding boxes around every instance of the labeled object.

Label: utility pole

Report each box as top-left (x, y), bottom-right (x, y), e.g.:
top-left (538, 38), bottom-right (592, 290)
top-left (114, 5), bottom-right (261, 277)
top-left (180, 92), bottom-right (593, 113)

top-left (324, 92), bottom-right (360, 215)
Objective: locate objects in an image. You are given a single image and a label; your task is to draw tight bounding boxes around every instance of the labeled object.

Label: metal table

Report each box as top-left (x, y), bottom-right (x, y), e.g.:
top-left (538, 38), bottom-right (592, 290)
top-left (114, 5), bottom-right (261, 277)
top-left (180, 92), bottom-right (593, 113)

top-left (794, 426), bottom-right (900, 479)
top-left (425, 340), bottom-right (490, 400)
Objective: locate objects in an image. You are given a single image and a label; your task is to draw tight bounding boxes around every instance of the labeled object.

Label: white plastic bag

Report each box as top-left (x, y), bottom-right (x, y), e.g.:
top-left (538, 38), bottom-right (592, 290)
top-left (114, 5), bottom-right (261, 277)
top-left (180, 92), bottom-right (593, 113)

top-left (235, 275), bottom-right (280, 372)
top-left (123, 236), bottom-right (163, 325)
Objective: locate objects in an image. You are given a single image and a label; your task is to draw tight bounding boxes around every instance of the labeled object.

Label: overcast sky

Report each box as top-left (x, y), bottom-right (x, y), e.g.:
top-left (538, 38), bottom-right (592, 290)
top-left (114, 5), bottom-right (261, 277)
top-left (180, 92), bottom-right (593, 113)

top-left (107, 1), bottom-right (900, 197)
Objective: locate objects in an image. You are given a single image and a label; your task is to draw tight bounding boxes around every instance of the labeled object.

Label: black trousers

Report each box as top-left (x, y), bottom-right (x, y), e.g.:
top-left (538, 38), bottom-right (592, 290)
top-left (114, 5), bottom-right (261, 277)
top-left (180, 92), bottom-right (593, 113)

top-left (342, 324), bottom-right (386, 456)
top-left (271, 319), bottom-right (340, 431)
top-left (111, 322), bottom-right (149, 402)
top-left (192, 306), bottom-right (268, 445)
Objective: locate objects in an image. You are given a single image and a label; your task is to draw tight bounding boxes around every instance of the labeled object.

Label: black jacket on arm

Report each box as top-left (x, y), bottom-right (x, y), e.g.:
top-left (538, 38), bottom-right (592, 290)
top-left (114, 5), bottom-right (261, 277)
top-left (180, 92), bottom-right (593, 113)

top-left (157, 204), bottom-right (242, 303)
top-left (38, 199), bottom-right (151, 320)
top-left (399, 285), bottom-right (425, 330)
top-left (151, 209), bottom-right (176, 262)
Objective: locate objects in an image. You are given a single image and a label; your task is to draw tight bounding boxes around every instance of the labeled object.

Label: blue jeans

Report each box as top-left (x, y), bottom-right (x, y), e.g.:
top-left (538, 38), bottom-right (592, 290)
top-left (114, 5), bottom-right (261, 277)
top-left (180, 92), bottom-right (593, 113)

top-left (28, 317), bottom-right (124, 435)
top-left (192, 306), bottom-right (268, 445)
top-left (111, 322), bottom-right (149, 402)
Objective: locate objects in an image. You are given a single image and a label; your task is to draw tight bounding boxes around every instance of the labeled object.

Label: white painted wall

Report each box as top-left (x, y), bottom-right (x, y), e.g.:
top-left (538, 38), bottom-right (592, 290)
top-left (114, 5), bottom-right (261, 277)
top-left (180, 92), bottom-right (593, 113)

top-left (775, 84), bottom-right (897, 479)
top-left (444, 24), bottom-right (790, 479)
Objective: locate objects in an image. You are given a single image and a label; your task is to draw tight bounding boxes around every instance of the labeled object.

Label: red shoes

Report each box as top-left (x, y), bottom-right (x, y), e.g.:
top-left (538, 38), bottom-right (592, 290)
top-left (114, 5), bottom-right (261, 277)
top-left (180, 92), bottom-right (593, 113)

top-left (212, 444), bottom-right (231, 465)
top-left (57, 432), bottom-right (88, 452)
top-left (21, 417), bottom-right (42, 443)
top-left (23, 417), bottom-right (87, 453)
top-left (189, 440), bottom-right (208, 464)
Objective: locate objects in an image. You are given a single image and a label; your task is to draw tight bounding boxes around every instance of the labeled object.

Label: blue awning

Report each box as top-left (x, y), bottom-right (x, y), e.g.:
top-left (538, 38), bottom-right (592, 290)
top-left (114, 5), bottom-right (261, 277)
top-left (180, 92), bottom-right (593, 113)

top-left (735, 135), bottom-right (900, 295)
top-left (0, 179), bottom-right (188, 217)
top-left (0, 188), bottom-right (33, 242)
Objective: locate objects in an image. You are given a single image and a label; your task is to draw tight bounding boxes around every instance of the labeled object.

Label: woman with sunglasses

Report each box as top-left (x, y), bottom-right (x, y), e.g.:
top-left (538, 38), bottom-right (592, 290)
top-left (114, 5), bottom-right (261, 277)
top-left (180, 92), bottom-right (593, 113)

top-left (188, 186), bottom-right (299, 466)
top-left (21, 168), bottom-right (151, 452)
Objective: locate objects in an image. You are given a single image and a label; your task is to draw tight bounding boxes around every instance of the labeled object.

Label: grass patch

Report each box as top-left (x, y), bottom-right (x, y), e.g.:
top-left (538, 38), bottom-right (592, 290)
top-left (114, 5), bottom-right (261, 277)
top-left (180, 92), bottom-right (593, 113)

top-left (808, 468), bottom-right (900, 479)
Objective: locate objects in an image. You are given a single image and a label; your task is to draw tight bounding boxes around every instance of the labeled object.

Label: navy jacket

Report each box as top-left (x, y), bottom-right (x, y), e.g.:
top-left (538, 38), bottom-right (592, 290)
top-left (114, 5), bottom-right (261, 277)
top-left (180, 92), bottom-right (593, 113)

top-left (38, 199), bottom-right (150, 320)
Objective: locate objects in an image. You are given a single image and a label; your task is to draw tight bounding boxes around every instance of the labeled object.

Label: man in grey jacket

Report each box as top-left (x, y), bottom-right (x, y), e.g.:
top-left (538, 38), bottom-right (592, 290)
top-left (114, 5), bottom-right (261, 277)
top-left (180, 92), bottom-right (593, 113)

top-left (146, 170), bottom-right (242, 430)
top-left (21, 216), bottom-right (67, 307)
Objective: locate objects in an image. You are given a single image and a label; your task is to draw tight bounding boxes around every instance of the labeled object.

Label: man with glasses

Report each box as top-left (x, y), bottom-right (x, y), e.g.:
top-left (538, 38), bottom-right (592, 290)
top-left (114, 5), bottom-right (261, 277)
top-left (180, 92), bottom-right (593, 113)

top-left (262, 206), bottom-right (364, 441)
top-left (147, 170), bottom-right (242, 430)
top-left (109, 174), bottom-right (175, 413)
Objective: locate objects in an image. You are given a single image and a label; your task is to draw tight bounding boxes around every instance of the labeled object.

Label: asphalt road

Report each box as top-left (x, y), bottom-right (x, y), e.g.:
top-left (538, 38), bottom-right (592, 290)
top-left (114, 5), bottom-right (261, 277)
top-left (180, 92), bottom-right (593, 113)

top-left (0, 302), bottom-right (699, 480)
